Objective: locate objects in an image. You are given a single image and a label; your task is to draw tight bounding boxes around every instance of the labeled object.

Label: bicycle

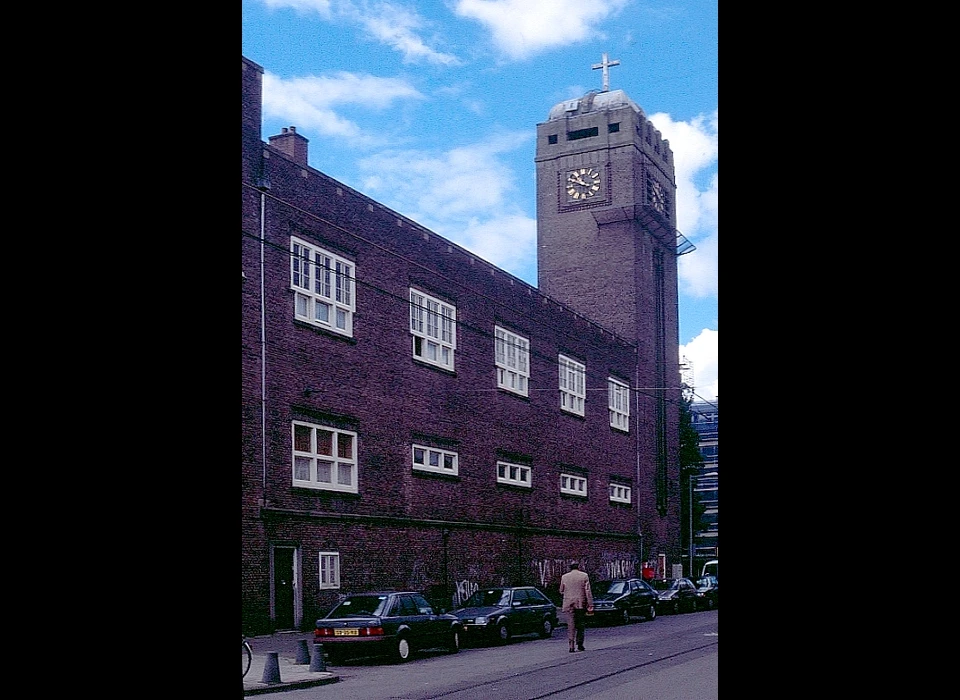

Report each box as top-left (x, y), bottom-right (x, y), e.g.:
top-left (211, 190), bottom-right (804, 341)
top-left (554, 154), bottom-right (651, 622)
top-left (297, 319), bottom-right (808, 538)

top-left (242, 635), bottom-right (253, 678)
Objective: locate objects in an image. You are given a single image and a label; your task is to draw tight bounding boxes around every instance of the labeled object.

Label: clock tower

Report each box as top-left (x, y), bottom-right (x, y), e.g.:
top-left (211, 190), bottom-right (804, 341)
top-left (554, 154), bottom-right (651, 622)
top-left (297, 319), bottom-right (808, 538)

top-left (534, 57), bottom-right (687, 516)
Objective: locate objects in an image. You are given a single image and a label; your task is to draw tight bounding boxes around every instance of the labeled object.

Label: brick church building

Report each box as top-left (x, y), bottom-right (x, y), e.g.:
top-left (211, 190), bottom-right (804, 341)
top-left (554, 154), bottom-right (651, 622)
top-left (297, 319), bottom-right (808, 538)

top-left (242, 54), bottom-right (687, 634)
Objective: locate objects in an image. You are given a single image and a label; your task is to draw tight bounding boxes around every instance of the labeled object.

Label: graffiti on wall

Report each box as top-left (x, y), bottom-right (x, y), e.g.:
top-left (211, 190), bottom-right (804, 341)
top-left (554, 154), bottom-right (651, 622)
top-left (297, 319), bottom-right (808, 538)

top-left (454, 579), bottom-right (478, 607)
top-left (602, 558), bottom-right (635, 581)
top-left (408, 559), bottom-right (428, 592)
top-left (534, 559), bottom-right (575, 588)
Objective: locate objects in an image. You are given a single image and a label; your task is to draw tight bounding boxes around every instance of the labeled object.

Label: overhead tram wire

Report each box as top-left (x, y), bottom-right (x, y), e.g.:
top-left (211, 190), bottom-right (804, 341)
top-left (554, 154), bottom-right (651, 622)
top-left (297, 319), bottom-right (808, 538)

top-left (241, 182), bottom-right (642, 353)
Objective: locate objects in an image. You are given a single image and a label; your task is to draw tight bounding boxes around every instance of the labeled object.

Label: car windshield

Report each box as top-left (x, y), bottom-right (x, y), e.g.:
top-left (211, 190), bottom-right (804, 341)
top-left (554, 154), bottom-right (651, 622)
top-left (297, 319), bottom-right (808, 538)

top-left (327, 595), bottom-right (388, 618)
top-left (603, 581), bottom-right (627, 595)
top-left (463, 589), bottom-right (511, 607)
top-left (651, 579), bottom-right (677, 591)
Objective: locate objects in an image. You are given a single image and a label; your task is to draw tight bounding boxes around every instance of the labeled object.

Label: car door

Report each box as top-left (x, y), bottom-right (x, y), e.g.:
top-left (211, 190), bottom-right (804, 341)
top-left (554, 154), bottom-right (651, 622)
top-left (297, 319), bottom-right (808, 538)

top-left (626, 580), bottom-right (640, 614)
top-left (526, 588), bottom-right (553, 630)
top-left (409, 593), bottom-right (445, 648)
top-left (510, 589), bottom-right (532, 634)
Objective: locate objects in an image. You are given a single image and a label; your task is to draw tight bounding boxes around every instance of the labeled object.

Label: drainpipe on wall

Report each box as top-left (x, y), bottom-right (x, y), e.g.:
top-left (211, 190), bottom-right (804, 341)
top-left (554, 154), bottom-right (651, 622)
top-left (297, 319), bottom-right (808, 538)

top-left (259, 183), bottom-right (269, 497)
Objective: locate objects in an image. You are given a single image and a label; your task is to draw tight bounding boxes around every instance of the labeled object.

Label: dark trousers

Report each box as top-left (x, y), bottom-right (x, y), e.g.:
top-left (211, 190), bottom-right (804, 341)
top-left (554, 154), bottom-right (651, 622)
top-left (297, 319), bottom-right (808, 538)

top-left (566, 608), bottom-right (586, 648)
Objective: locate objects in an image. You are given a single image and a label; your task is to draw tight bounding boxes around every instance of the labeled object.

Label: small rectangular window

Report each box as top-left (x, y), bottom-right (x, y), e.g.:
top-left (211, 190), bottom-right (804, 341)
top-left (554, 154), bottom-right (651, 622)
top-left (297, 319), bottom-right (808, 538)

top-left (567, 127), bottom-right (599, 141)
top-left (608, 123), bottom-right (620, 133)
top-left (319, 552), bottom-right (341, 589)
top-left (609, 483), bottom-right (632, 504)
top-left (412, 444), bottom-right (459, 476)
top-left (548, 134), bottom-right (558, 144)
top-left (497, 461), bottom-right (531, 488)
top-left (560, 472), bottom-right (587, 497)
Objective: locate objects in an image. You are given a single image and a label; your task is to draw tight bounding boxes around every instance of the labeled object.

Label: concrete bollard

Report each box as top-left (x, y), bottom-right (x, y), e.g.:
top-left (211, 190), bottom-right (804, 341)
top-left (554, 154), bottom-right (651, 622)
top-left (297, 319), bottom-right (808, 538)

top-left (295, 639), bottom-right (311, 664)
top-left (261, 651), bottom-right (281, 684)
top-left (310, 643), bottom-right (327, 672)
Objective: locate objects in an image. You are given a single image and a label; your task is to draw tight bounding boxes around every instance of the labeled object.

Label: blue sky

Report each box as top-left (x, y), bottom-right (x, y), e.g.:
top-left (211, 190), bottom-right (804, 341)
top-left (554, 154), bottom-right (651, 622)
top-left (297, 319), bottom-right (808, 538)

top-left (242, 0), bottom-right (718, 403)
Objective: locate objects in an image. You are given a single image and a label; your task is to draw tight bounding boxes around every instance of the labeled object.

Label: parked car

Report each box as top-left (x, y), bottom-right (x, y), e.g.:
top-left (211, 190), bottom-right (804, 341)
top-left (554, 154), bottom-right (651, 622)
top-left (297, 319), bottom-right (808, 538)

top-left (590, 578), bottom-right (659, 625)
top-left (450, 586), bottom-right (558, 645)
top-left (651, 577), bottom-right (700, 614)
top-left (695, 575), bottom-right (719, 609)
top-left (314, 591), bottom-right (462, 663)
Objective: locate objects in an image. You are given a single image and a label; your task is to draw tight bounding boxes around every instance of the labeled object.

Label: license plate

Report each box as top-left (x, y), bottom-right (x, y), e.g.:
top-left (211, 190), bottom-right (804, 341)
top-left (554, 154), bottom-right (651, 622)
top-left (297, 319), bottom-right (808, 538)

top-left (334, 629), bottom-right (359, 636)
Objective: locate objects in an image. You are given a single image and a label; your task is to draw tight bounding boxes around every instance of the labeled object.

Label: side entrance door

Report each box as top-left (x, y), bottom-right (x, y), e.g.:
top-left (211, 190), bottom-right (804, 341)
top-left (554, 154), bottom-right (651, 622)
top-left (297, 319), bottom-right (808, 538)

top-left (273, 546), bottom-right (296, 630)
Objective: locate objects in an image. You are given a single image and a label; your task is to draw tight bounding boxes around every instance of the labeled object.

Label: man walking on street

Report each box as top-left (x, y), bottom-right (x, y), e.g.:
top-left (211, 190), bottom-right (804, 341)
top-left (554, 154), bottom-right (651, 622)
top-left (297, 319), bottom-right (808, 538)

top-left (559, 561), bottom-right (594, 653)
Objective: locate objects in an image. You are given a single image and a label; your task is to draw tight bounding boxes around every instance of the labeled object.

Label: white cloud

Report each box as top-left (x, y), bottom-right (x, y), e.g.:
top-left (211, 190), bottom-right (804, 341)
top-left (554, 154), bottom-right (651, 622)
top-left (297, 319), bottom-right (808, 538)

top-left (261, 1), bottom-right (460, 64)
top-left (649, 110), bottom-right (718, 300)
top-left (263, 0), bottom-right (333, 14)
top-left (356, 131), bottom-right (537, 278)
top-left (262, 71), bottom-right (423, 144)
top-left (454, 0), bottom-right (629, 60)
top-left (680, 329), bottom-right (718, 403)
top-left (351, 3), bottom-right (461, 65)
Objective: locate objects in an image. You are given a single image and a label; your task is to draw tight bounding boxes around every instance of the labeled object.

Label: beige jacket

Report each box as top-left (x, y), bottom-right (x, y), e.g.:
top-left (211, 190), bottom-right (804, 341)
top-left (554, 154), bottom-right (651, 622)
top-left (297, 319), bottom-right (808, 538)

top-left (559, 568), bottom-right (594, 612)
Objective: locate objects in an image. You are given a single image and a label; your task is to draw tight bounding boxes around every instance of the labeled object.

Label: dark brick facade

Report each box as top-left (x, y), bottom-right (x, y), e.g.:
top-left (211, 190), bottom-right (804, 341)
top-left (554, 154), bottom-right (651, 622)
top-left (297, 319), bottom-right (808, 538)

top-left (242, 55), bottom-right (683, 634)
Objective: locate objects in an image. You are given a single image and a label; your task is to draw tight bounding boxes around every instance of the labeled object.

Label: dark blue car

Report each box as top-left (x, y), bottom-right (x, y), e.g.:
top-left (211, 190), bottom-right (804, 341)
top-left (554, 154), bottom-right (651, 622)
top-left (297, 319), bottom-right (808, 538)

top-left (451, 586), bottom-right (558, 645)
top-left (314, 591), bottom-right (462, 663)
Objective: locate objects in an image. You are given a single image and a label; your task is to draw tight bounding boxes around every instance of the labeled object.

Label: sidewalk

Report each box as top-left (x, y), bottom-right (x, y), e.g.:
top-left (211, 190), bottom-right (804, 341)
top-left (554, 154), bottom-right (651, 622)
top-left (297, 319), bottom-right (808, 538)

top-left (243, 632), bottom-right (340, 696)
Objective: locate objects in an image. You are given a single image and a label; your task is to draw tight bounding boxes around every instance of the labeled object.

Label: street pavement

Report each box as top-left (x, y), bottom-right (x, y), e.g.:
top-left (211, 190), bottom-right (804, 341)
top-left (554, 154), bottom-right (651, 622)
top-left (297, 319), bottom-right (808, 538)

top-left (243, 630), bottom-right (340, 695)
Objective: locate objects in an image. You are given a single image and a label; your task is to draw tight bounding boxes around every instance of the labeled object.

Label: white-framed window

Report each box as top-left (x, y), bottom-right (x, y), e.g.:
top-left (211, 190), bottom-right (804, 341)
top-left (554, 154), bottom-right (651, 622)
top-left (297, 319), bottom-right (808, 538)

top-left (410, 289), bottom-right (456, 370)
top-left (495, 326), bottom-right (529, 396)
top-left (608, 378), bottom-right (630, 432)
top-left (497, 461), bottom-right (531, 488)
top-left (412, 444), bottom-right (459, 476)
top-left (560, 472), bottom-right (587, 497)
top-left (319, 552), bottom-right (340, 589)
top-left (291, 237), bottom-right (355, 336)
top-left (292, 421), bottom-right (358, 493)
top-left (559, 355), bottom-right (586, 416)
top-left (609, 483), bottom-right (632, 504)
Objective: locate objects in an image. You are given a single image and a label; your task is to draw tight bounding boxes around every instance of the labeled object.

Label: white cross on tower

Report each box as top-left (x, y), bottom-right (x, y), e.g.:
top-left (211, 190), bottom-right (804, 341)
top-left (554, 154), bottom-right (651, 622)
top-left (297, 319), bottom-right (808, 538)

top-left (592, 52), bottom-right (620, 92)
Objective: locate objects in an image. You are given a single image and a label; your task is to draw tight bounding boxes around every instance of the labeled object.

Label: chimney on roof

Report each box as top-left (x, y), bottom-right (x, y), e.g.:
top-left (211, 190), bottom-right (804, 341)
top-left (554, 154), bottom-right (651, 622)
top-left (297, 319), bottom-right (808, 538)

top-left (268, 125), bottom-right (309, 166)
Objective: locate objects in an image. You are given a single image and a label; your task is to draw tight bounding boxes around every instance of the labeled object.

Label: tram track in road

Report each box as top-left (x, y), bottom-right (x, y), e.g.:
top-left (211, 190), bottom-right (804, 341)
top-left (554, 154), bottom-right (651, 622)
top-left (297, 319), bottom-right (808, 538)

top-left (411, 639), bottom-right (719, 700)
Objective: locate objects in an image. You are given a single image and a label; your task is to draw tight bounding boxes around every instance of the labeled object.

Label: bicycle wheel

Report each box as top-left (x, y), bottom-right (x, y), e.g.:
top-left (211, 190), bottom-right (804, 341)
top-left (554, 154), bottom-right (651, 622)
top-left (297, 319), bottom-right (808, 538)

top-left (242, 640), bottom-right (252, 677)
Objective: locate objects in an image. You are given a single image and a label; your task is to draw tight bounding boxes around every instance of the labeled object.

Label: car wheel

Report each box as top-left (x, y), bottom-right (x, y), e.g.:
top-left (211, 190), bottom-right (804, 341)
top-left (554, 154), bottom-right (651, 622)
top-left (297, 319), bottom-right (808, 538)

top-left (396, 636), bottom-right (412, 662)
top-left (645, 604), bottom-right (657, 621)
top-left (620, 608), bottom-right (631, 625)
top-left (673, 601), bottom-right (680, 614)
top-left (497, 622), bottom-right (511, 644)
top-left (448, 629), bottom-right (460, 653)
top-left (705, 598), bottom-right (715, 610)
top-left (539, 617), bottom-right (554, 638)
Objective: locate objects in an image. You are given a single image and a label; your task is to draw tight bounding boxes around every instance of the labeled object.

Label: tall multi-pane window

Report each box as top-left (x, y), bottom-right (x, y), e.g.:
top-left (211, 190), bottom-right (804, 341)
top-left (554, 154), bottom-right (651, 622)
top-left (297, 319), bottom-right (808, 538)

top-left (291, 237), bottom-right (354, 336)
top-left (608, 378), bottom-right (630, 432)
top-left (410, 289), bottom-right (456, 370)
top-left (497, 461), bottom-right (531, 488)
top-left (559, 355), bottom-right (586, 416)
top-left (292, 421), bottom-right (358, 493)
top-left (495, 326), bottom-right (529, 396)
top-left (319, 552), bottom-right (340, 589)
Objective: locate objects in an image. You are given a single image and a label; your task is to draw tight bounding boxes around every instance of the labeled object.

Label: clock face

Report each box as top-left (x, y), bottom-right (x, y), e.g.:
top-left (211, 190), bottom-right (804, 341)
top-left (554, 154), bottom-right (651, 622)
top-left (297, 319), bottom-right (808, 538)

top-left (566, 167), bottom-right (601, 200)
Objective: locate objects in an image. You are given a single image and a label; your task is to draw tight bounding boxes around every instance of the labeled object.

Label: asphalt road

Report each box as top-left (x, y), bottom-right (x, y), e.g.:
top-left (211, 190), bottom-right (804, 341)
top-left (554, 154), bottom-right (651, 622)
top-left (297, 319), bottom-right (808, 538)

top-left (249, 608), bottom-right (718, 699)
